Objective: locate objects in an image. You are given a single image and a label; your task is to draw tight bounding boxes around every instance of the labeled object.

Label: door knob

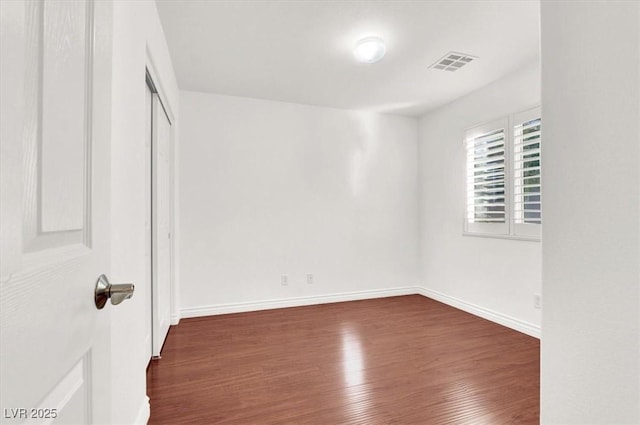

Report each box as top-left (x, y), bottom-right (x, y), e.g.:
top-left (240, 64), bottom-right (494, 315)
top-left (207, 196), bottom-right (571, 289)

top-left (94, 274), bottom-right (135, 309)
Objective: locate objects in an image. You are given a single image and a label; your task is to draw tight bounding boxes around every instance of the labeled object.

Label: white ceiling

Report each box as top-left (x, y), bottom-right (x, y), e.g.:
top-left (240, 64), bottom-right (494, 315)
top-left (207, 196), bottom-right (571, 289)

top-left (156, 0), bottom-right (540, 116)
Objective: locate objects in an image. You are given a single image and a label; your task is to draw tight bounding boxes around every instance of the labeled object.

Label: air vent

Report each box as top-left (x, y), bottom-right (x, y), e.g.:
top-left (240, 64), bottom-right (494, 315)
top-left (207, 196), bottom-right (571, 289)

top-left (430, 52), bottom-right (477, 72)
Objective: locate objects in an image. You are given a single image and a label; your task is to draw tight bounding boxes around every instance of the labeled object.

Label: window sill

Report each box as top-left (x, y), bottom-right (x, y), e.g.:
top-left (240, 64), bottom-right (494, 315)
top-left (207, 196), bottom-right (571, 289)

top-left (462, 231), bottom-right (540, 242)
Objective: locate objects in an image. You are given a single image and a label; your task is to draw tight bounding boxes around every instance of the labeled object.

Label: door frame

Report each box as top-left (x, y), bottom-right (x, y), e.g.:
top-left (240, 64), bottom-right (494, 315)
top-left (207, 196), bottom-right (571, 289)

top-left (145, 55), bottom-right (178, 361)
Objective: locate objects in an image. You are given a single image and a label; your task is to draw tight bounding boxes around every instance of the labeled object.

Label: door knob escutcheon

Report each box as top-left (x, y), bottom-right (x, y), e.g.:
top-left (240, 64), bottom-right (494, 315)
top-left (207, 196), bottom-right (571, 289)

top-left (95, 274), bottom-right (134, 309)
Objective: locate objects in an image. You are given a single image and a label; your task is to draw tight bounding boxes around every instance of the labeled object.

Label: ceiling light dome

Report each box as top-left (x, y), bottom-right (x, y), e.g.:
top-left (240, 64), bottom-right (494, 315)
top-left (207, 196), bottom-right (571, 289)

top-left (353, 37), bottom-right (386, 64)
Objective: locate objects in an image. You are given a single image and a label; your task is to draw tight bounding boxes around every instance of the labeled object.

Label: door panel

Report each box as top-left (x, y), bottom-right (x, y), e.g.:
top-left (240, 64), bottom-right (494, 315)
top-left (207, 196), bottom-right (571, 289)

top-left (0, 0), bottom-right (113, 423)
top-left (151, 94), bottom-right (172, 357)
top-left (23, 0), bottom-right (85, 251)
top-left (24, 357), bottom-right (88, 425)
top-left (41, 0), bottom-right (86, 232)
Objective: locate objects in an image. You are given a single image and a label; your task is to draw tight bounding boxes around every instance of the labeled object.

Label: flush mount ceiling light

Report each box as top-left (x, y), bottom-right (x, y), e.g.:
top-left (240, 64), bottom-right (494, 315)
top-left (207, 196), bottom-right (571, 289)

top-left (353, 37), bottom-right (386, 64)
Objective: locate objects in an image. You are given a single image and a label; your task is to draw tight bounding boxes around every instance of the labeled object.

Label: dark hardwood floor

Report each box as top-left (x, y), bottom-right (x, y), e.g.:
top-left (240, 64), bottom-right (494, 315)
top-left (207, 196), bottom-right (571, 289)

top-left (147, 295), bottom-right (539, 424)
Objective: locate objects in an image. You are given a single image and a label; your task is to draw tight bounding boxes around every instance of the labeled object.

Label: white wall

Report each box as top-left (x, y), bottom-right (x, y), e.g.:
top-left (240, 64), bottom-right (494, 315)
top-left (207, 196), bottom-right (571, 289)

top-left (417, 63), bottom-right (542, 337)
top-left (540, 1), bottom-right (640, 423)
top-left (110, 1), bottom-right (178, 423)
top-left (178, 91), bottom-right (419, 314)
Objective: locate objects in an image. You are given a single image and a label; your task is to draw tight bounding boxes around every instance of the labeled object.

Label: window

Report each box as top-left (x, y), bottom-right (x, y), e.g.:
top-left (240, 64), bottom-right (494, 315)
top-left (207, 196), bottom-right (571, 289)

top-left (464, 107), bottom-right (541, 240)
top-left (465, 118), bottom-right (509, 235)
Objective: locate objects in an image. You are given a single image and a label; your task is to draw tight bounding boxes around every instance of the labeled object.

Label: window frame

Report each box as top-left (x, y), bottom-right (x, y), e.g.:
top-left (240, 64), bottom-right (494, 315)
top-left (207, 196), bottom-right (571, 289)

top-left (462, 106), bottom-right (541, 241)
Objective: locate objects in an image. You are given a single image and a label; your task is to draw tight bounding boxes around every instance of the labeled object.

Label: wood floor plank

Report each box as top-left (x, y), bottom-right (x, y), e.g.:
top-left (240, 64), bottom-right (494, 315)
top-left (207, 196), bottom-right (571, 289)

top-left (147, 295), bottom-right (539, 424)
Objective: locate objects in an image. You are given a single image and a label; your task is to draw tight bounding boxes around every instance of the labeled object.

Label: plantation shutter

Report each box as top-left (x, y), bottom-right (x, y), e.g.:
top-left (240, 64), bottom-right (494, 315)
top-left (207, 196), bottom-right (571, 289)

top-left (463, 109), bottom-right (541, 239)
top-left (513, 111), bottom-right (541, 225)
top-left (466, 127), bottom-right (506, 224)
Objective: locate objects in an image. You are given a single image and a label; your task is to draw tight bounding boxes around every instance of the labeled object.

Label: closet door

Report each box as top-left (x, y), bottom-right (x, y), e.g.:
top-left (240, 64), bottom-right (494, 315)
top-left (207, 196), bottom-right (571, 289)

top-left (151, 94), bottom-right (172, 357)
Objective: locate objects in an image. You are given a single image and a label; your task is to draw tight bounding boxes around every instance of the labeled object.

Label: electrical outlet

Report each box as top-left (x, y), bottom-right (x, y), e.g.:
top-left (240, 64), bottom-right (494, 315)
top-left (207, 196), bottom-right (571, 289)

top-left (306, 274), bottom-right (314, 284)
top-left (534, 294), bottom-right (541, 309)
top-left (281, 275), bottom-right (288, 286)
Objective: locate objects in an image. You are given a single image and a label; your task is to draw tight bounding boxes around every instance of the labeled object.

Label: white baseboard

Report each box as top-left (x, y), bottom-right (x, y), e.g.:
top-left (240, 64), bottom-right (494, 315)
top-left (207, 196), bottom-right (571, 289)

top-left (181, 286), bottom-right (421, 318)
top-left (170, 313), bottom-right (180, 325)
top-left (417, 287), bottom-right (541, 338)
top-left (179, 285), bottom-right (540, 339)
top-left (134, 395), bottom-right (150, 425)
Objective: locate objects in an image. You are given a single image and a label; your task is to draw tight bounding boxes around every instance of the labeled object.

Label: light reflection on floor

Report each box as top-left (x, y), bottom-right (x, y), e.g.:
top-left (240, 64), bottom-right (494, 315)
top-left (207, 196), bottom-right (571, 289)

top-left (340, 324), bottom-right (371, 420)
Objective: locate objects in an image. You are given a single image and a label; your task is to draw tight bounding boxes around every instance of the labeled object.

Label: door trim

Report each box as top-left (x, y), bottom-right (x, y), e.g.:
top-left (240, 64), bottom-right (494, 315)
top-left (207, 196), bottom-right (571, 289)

top-left (145, 67), bottom-right (175, 360)
top-left (145, 53), bottom-right (179, 326)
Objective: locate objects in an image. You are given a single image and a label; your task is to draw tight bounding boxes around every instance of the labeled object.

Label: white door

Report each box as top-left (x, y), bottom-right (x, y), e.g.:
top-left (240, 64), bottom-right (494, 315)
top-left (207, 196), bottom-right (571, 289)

top-left (151, 94), bottom-right (172, 357)
top-left (1, 1), bottom-right (117, 423)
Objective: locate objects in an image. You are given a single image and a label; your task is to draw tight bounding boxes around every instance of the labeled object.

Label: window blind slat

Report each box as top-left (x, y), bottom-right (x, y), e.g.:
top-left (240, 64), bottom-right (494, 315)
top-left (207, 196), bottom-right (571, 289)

top-left (472, 155), bottom-right (504, 166)
top-left (467, 194), bottom-right (505, 200)
top-left (514, 129), bottom-right (541, 139)
top-left (513, 148), bottom-right (540, 159)
top-left (473, 170), bottom-right (505, 179)
top-left (513, 165), bottom-right (540, 173)
top-left (471, 140), bottom-right (505, 150)
top-left (469, 131), bottom-right (504, 145)
top-left (514, 184), bottom-right (540, 191)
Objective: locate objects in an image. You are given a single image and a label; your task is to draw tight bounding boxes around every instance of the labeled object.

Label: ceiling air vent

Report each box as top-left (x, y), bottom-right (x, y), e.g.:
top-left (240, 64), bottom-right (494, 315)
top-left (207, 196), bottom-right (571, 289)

top-left (430, 52), bottom-right (477, 72)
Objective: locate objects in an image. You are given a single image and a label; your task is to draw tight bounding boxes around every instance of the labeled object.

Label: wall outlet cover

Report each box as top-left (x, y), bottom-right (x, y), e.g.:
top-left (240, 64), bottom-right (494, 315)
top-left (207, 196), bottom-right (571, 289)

top-left (534, 294), bottom-right (542, 309)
